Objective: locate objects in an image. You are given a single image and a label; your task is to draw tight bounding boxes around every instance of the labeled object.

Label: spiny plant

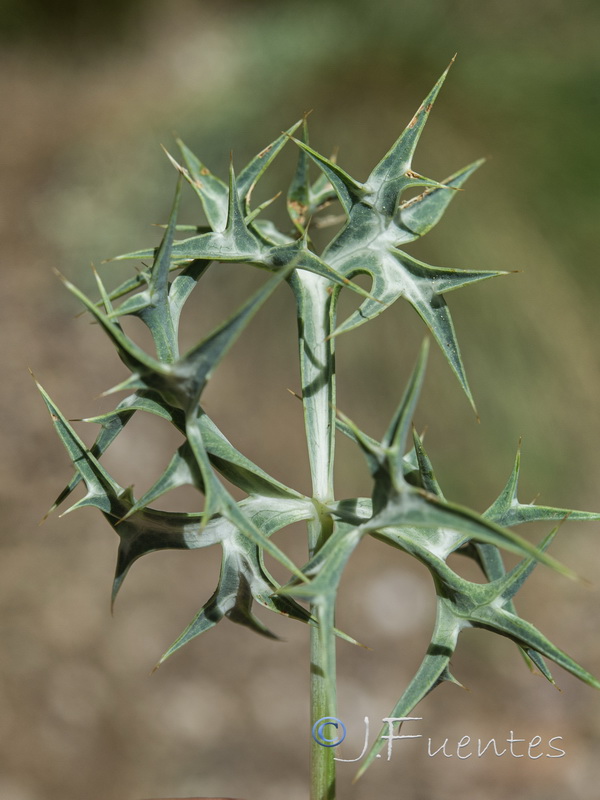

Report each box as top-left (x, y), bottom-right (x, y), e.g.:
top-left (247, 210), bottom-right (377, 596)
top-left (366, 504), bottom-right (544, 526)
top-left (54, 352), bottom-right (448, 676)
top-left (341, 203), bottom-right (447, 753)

top-left (38, 61), bottom-right (600, 800)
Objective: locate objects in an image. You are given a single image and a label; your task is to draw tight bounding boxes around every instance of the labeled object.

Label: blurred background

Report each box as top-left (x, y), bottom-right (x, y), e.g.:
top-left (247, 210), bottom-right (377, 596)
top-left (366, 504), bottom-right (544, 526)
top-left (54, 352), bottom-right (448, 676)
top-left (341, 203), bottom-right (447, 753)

top-left (2, 1), bottom-right (600, 798)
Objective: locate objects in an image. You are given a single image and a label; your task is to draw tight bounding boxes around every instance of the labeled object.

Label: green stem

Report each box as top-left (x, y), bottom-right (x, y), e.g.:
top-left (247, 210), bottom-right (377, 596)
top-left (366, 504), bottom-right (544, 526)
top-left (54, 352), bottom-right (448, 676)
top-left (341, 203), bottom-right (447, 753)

top-left (293, 272), bottom-right (336, 504)
top-left (291, 270), bottom-right (337, 800)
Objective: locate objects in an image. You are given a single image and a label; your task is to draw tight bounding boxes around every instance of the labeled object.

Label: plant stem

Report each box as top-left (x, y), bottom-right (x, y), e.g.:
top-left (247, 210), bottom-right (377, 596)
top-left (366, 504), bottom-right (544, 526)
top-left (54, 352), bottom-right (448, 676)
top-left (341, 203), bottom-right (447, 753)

top-left (292, 270), bottom-right (337, 800)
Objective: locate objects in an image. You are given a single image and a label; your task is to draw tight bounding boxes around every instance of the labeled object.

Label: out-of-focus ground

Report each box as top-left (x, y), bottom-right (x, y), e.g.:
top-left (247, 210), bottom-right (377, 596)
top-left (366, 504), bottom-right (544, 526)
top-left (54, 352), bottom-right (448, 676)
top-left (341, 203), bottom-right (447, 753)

top-left (2, 2), bottom-right (600, 799)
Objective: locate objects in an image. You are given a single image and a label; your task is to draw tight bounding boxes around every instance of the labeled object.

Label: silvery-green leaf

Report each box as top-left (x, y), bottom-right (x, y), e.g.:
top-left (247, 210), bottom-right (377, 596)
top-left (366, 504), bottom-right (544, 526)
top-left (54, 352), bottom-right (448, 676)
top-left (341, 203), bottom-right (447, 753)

top-left (485, 445), bottom-right (600, 527)
top-left (368, 491), bottom-right (577, 579)
top-left (157, 497), bottom-right (315, 664)
top-left (364, 62), bottom-right (454, 218)
top-left (51, 391), bottom-right (302, 514)
top-left (469, 605), bottom-right (600, 689)
top-left (330, 248), bottom-right (504, 409)
top-left (63, 264), bottom-right (291, 415)
top-left (184, 413), bottom-right (307, 581)
top-left (396, 160), bottom-right (484, 243)
top-left (281, 523), bottom-right (363, 601)
top-left (288, 137), bottom-right (367, 217)
top-left (238, 119), bottom-right (303, 202)
top-left (114, 176), bottom-right (182, 361)
top-left (355, 599), bottom-right (462, 777)
top-left (176, 139), bottom-right (229, 230)
top-left (411, 428), bottom-right (445, 498)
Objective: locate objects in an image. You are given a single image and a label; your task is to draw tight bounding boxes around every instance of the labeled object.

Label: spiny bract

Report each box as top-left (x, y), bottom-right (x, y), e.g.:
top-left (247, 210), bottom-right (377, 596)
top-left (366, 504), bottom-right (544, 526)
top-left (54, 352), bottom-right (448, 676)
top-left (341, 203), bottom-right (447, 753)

top-left (39, 62), bottom-right (600, 776)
